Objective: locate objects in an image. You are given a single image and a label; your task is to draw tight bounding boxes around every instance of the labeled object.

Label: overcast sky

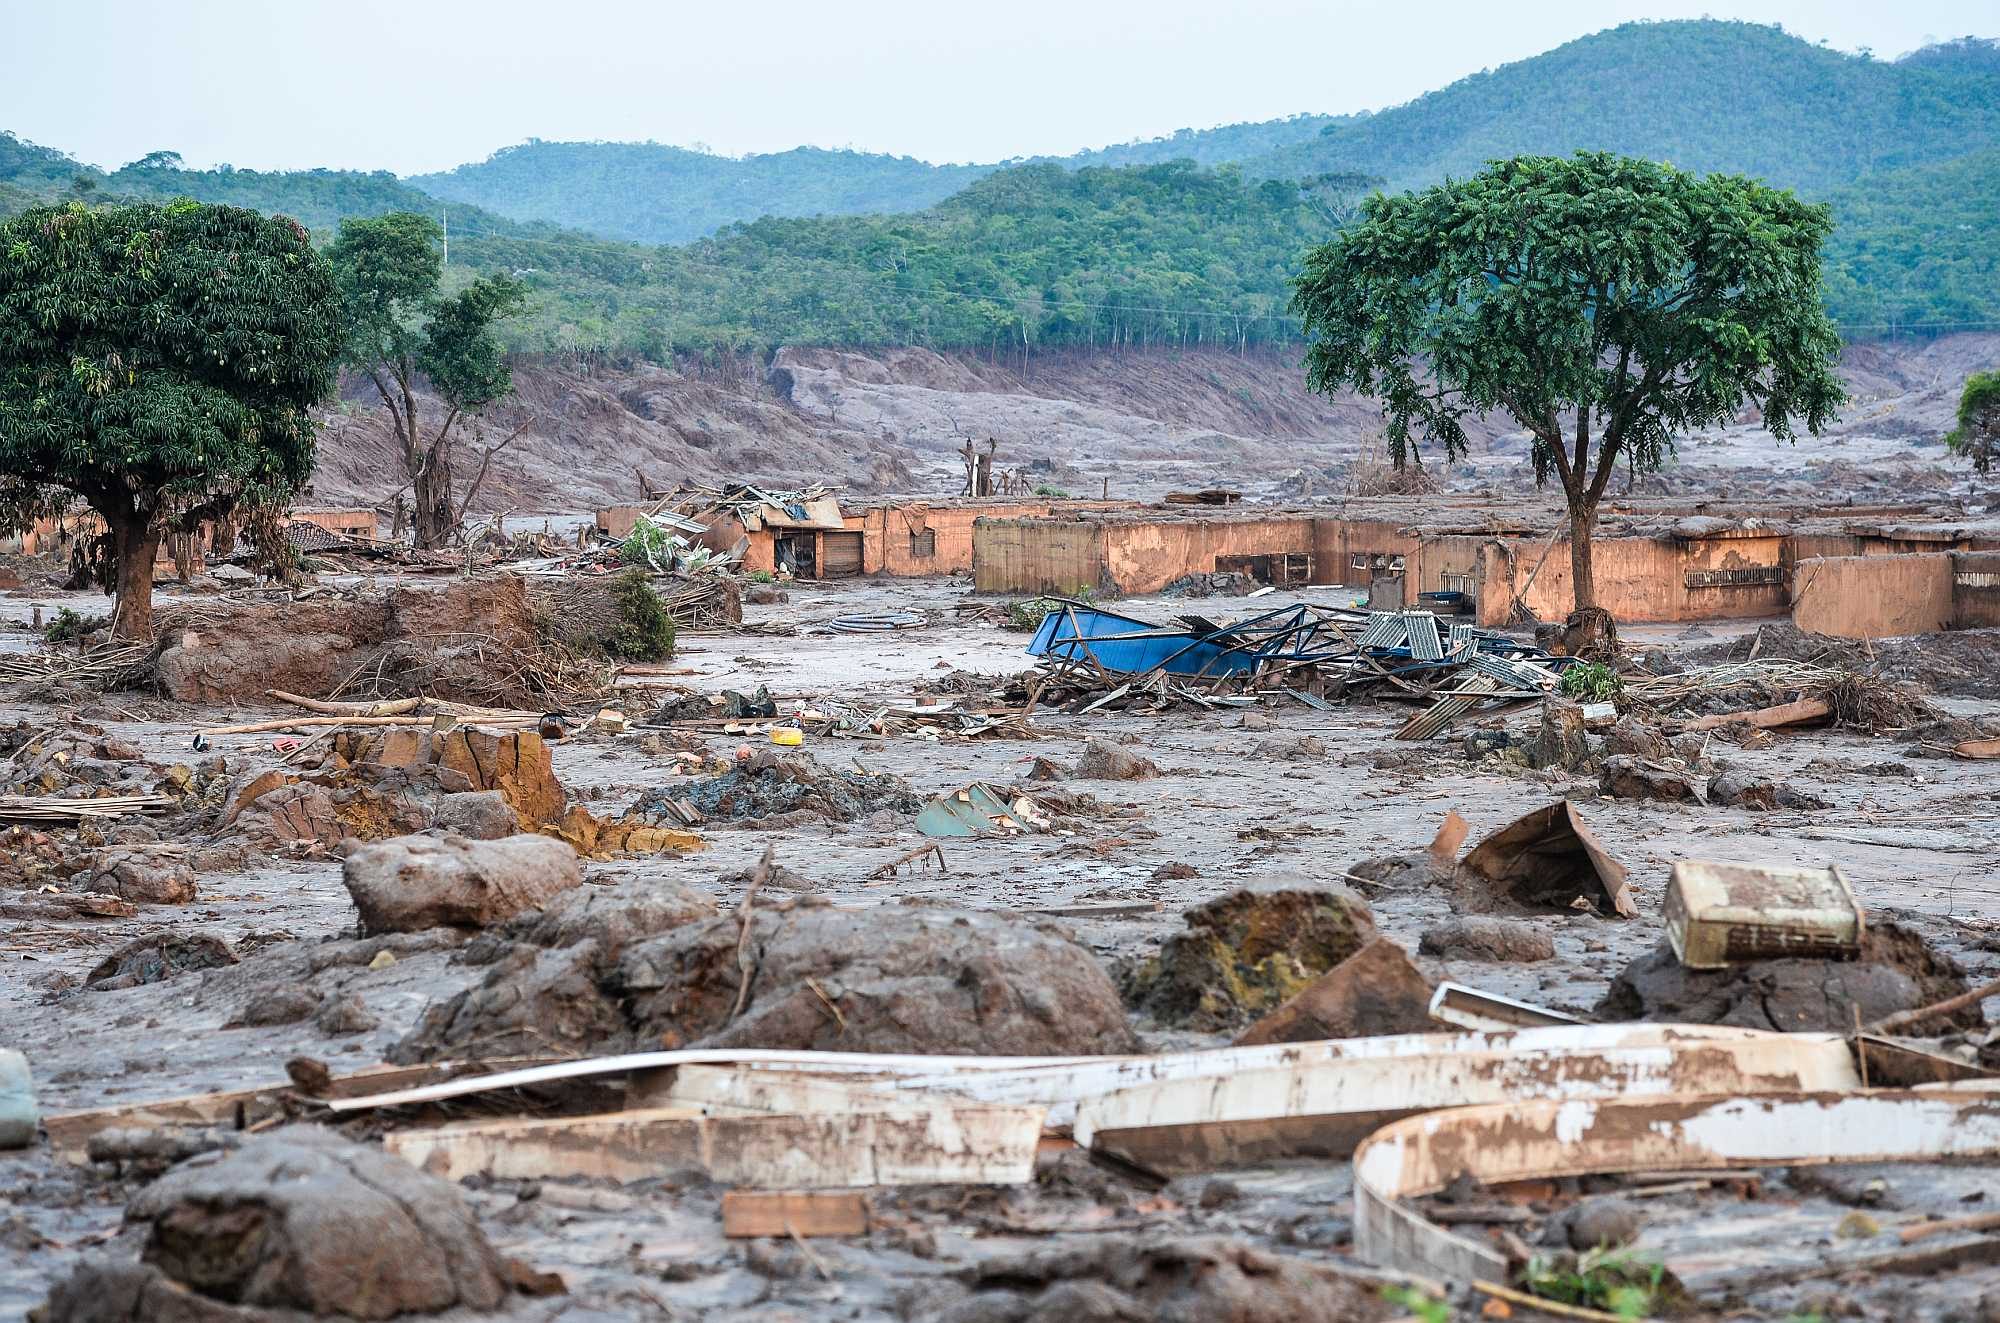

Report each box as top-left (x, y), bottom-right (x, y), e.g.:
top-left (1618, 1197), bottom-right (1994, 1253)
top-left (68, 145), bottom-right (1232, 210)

top-left (4, 0), bottom-right (1990, 176)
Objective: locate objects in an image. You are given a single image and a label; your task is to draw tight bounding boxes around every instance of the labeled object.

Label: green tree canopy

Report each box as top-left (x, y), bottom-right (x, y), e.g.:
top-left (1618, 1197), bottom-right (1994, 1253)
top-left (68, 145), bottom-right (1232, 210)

top-left (1292, 151), bottom-right (1846, 618)
top-left (1949, 369), bottom-right (2000, 473)
top-left (325, 212), bottom-right (524, 548)
top-left (0, 200), bottom-right (342, 637)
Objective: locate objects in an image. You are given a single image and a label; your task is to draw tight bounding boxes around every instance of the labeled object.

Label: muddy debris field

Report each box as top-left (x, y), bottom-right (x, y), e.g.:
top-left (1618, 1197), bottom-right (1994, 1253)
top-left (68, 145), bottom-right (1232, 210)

top-left (4, 554), bottom-right (2000, 1323)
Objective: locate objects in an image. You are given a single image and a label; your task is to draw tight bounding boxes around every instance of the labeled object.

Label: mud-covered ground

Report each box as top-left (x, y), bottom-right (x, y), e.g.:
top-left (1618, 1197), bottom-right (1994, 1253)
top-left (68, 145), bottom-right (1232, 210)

top-left (5, 571), bottom-right (2000, 1320)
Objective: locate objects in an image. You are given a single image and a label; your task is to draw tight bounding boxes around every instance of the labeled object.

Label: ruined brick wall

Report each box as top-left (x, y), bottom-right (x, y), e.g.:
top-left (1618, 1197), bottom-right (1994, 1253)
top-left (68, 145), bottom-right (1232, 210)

top-left (1791, 553), bottom-right (1955, 638)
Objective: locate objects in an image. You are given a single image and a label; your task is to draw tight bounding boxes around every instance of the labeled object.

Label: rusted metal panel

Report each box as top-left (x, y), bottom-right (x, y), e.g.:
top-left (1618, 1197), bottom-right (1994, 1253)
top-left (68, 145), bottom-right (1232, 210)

top-left (1427, 982), bottom-right (1587, 1032)
top-left (1665, 861), bottom-right (1862, 968)
top-left (1074, 1027), bottom-right (1857, 1175)
top-left (1353, 1090), bottom-right (2000, 1284)
top-left (384, 1103), bottom-right (1045, 1188)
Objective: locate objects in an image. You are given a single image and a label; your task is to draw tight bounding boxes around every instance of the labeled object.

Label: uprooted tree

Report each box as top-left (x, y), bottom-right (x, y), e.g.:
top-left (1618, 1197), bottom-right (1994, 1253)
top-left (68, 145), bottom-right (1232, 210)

top-left (325, 213), bottom-right (525, 550)
top-left (1291, 151), bottom-right (1846, 622)
top-left (0, 201), bottom-right (343, 640)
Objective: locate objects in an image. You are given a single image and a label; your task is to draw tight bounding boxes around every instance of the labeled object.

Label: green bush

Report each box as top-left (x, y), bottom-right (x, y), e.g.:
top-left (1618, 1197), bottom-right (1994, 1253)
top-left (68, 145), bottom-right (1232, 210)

top-left (1560, 660), bottom-right (1622, 703)
top-left (1032, 482), bottom-right (1071, 498)
top-left (43, 607), bottom-right (106, 643)
top-left (1523, 1248), bottom-right (1668, 1319)
top-left (748, 569), bottom-right (776, 584)
top-left (602, 569), bottom-right (675, 660)
top-left (1004, 586), bottom-right (1094, 631)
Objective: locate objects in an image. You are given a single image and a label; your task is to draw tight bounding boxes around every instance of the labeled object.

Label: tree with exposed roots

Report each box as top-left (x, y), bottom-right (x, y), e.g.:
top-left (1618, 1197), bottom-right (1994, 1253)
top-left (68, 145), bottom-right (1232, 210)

top-left (1291, 151), bottom-right (1846, 624)
top-left (0, 201), bottom-right (342, 640)
top-left (325, 213), bottom-right (525, 550)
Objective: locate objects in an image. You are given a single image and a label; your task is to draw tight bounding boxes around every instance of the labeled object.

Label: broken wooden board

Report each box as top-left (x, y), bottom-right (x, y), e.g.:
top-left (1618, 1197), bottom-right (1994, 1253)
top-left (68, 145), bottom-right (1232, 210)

top-left (1457, 799), bottom-right (1636, 918)
top-left (384, 1104), bottom-right (1044, 1188)
top-left (1073, 1027), bottom-right (1858, 1176)
top-left (722, 1191), bottom-right (869, 1238)
top-left (43, 1057), bottom-right (559, 1160)
top-left (1427, 982), bottom-right (1586, 1032)
top-left (1353, 1089), bottom-right (2000, 1285)
top-left (1950, 737), bottom-right (2000, 760)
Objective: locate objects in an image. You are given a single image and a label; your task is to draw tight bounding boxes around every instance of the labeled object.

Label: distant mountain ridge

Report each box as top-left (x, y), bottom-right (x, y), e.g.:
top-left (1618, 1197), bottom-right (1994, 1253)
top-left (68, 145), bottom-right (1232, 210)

top-left (2, 20), bottom-right (1995, 355)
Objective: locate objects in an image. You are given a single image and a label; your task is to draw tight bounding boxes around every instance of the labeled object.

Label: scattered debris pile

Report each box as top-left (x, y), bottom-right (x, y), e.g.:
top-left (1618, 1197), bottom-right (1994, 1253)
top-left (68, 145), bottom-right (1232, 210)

top-left (632, 749), bottom-right (923, 829)
top-left (1023, 600), bottom-right (1569, 722)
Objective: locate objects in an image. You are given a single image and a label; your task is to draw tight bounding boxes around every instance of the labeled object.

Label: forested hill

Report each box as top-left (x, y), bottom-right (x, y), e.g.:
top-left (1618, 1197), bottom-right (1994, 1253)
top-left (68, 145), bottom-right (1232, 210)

top-left (413, 142), bottom-right (988, 246)
top-left (2, 20), bottom-right (1996, 355)
top-left (1243, 23), bottom-right (2000, 195)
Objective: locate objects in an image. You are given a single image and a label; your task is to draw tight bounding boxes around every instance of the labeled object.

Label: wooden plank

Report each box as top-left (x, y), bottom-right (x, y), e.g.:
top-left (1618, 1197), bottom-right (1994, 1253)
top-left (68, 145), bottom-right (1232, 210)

top-left (1953, 737), bottom-right (2000, 760)
top-left (383, 1104), bottom-right (1045, 1188)
top-left (1685, 696), bottom-right (1831, 731)
top-left (723, 1191), bottom-right (868, 1238)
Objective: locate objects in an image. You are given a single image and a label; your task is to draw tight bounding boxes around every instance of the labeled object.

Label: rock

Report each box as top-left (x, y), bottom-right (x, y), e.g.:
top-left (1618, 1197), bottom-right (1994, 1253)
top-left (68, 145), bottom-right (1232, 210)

top-left (517, 877), bottom-right (716, 953)
top-left (1598, 924), bottom-right (1980, 1034)
top-left (1419, 917), bottom-right (1556, 963)
top-left (229, 781), bottom-right (346, 846)
top-left (433, 726), bottom-right (566, 826)
top-left (1074, 737), bottom-right (1159, 781)
top-left (41, 1128), bottom-right (512, 1320)
top-left (1125, 888), bottom-right (1377, 1030)
top-left (342, 833), bottom-right (583, 934)
top-left (1152, 861), bottom-right (1199, 881)
top-left (1254, 734), bottom-right (1327, 761)
top-left (1707, 767), bottom-right (1778, 809)
top-left (1233, 938), bottom-right (1434, 1045)
top-left (74, 847), bottom-right (196, 905)
top-left (85, 933), bottom-right (237, 991)
top-left (1601, 715), bottom-right (1668, 761)
top-left (395, 900), bottom-right (1138, 1062)
top-left (1239, 712), bottom-right (1275, 731)
top-left (432, 789), bottom-right (521, 839)
top-left (1525, 700), bottom-right (1592, 771)
top-left (931, 1236), bottom-right (1395, 1323)
top-left (1568, 1197), bottom-right (1643, 1250)
top-left (226, 986), bottom-right (322, 1028)
top-left (314, 993), bottom-right (380, 1036)
top-left (1600, 755), bottom-right (1700, 802)
top-left (219, 768), bottom-right (294, 825)
top-left (0, 1049), bottom-right (35, 1149)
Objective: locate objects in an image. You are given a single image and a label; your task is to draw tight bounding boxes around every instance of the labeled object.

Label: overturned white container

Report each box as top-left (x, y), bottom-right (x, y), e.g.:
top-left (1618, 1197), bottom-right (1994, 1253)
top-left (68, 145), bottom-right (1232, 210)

top-left (0, 1049), bottom-right (36, 1148)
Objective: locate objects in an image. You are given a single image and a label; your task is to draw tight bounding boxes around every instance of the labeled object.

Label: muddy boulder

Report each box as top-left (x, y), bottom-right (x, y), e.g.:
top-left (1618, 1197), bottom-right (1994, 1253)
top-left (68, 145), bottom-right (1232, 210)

top-left (921, 1235), bottom-right (1394, 1323)
top-left (342, 833), bottom-right (583, 934)
top-left (432, 789), bottom-right (521, 839)
top-left (1125, 888), bottom-right (1377, 1030)
top-left (73, 846), bottom-right (196, 905)
top-left (517, 876), bottom-right (716, 954)
top-left (40, 1128), bottom-right (513, 1321)
top-left (1598, 924), bottom-right (1980, 1034)
top-left (1074, 737), bottom-right (1160, 781)
top-left (398, 899), bottom-right (1137, 1061)
top-left (1600, 756), bottom-right (1701, 802)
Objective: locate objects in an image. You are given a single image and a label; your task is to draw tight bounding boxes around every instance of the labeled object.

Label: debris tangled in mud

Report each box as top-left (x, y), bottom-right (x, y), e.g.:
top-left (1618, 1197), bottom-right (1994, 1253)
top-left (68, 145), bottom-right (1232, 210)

top-left (635, 749), bottom-right (923, 827)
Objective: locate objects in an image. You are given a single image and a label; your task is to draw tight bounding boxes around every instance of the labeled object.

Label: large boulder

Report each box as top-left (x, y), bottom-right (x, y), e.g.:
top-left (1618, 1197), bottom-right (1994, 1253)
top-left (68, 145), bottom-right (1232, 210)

top-left (74, 846), bottom-right (196, 905)
top-left (1124, 888), bottom-right (1378, 1030)
top-left (342, 833), bottom-right (582, 934)
top-left (40, 1128), bottom-right (512, 1321)
top-left (395, 899), bottom-right (1138, 1061)
top-left (1074, 737), bottom-right (1160, 781)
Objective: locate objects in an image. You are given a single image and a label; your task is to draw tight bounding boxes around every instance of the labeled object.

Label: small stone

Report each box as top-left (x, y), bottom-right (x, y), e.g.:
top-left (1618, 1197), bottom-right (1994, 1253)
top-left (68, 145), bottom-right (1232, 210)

top-left (1419, 917), bottom-right (1556, 963)
top-left (1074, 737), bottom-right (1159, 781)
top-left (314, 993), bottom-right (380, 1036)
top-left (227, 987), bottom-right (323, 1027)
top-left (1835, 1210), bottom-right (1882, 1239)
top-left (367, 950), bottom-right (397, 971)
top-left (1566, 1197), bottom-right (1643, 1250)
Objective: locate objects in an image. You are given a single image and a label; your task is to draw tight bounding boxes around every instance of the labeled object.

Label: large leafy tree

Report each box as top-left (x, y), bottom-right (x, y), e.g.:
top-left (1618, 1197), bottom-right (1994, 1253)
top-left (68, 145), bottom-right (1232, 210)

top-left (1291, 151), bottom-right (1846, 619)
top-left (325, 213), bottom-right (524, 549)
top-left (1948, 370), bottom-right (2000, 474)
top-left (0, 201), bottom-right (342, 639)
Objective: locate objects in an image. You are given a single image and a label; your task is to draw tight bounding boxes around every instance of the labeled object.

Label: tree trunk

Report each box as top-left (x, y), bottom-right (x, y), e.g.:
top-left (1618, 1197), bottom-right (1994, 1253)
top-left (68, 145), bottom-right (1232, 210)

top-left (108, 515), bottom-right (162, 641)
top-left (1567, 499), bottom-right (1598, 613)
